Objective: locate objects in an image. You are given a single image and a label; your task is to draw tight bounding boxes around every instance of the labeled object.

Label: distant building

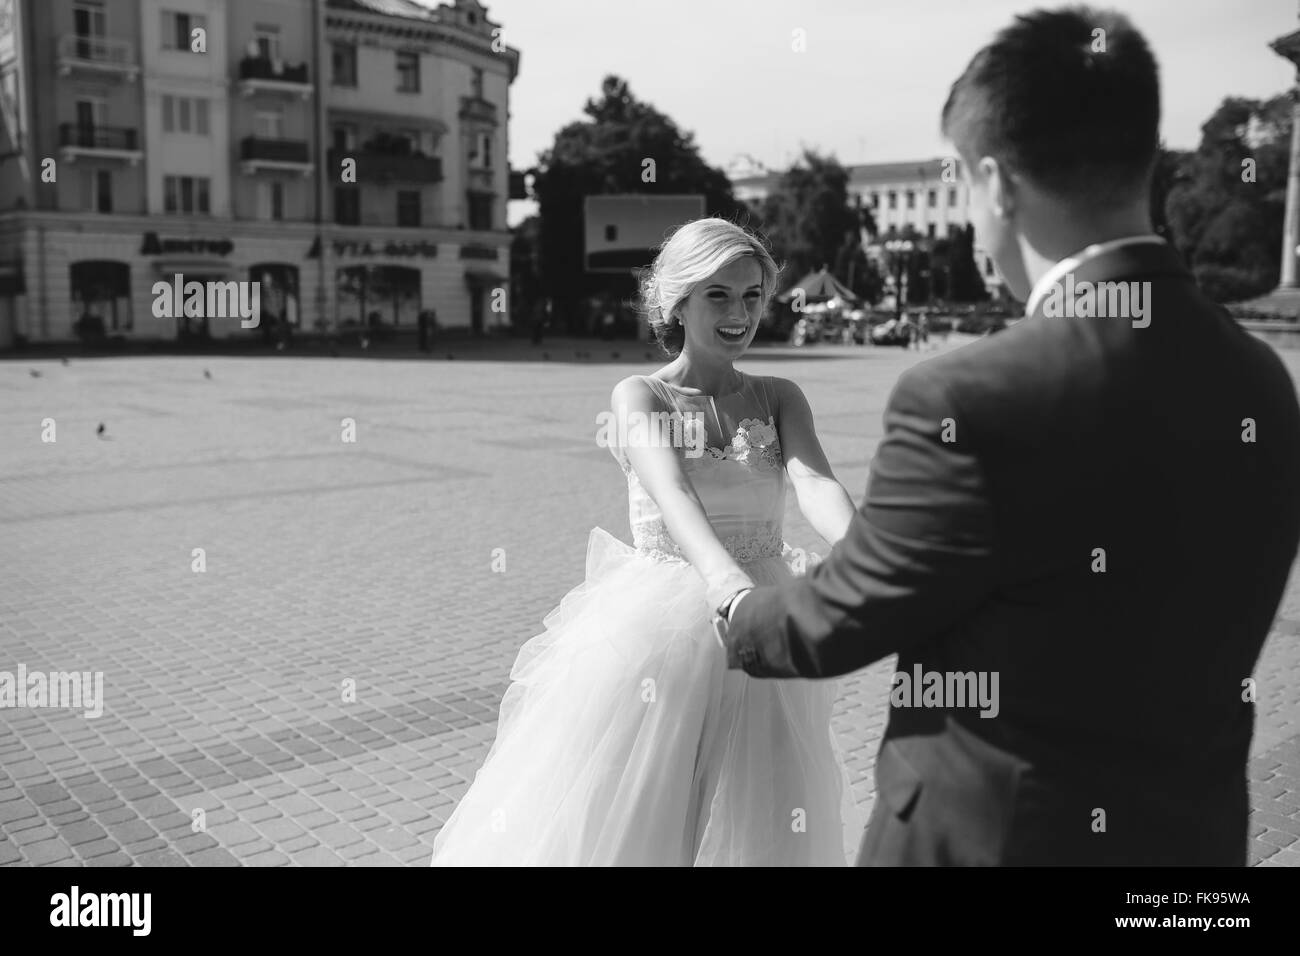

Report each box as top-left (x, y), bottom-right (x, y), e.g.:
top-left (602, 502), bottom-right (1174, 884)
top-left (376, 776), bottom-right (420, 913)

top-left (0, 0), bottom-right (519, 346)
top-left (729, 157), bottom-right (1004, 297)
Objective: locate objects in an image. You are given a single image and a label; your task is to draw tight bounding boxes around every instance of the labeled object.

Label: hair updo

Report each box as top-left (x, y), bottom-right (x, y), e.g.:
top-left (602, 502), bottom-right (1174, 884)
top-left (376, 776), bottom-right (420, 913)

top-left (639, 218), bottom-right (780, 356)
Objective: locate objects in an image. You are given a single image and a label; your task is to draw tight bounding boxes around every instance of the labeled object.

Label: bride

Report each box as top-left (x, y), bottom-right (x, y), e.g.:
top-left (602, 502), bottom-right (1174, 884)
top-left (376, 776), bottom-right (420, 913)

top-left (431, 218), bottom-right (863, 865)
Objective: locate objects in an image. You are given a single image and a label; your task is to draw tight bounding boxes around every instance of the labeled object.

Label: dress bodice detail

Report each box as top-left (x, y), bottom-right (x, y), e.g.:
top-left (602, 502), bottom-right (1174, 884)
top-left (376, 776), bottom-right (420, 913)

top-left (611, 374), bottom-right (785, 565)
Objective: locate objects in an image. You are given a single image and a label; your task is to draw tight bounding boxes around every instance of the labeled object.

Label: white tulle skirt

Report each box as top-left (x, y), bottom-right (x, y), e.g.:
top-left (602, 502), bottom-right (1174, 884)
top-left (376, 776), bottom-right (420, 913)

top-left (430, 527), bottom-right (862, 866)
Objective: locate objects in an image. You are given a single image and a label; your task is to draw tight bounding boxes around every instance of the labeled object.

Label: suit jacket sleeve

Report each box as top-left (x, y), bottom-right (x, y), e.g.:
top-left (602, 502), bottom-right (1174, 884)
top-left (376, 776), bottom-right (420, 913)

top-left (726, 363), bottom-right (997, 678)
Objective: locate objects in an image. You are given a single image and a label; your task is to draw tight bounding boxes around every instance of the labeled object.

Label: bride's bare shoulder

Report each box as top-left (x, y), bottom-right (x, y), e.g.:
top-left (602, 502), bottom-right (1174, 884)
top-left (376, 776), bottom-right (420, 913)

top-left (610, 374), bottom-right (659, 411)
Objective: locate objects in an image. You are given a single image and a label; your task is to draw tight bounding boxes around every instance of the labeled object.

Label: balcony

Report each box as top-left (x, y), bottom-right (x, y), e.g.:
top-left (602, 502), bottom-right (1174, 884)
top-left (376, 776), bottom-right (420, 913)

top-left (237, 57), bottom-right (312, 100)
top-left (56, 35), bottom-right (140, 82)
top-left (458, 96), bottom-right (498, 125)
top-left (467, 167), bottom-right (494, 191)
top-left (328, 149), bottom-right (443, 185)
top-left (240, 137), bottom-right (313, 176)
top-left (58, 124), bottom-right (143, 164)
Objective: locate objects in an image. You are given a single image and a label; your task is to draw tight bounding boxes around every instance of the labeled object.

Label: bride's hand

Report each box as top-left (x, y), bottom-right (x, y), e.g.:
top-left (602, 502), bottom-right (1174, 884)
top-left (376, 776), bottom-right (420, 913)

top-left (705, 569), bottom-right (756, 615)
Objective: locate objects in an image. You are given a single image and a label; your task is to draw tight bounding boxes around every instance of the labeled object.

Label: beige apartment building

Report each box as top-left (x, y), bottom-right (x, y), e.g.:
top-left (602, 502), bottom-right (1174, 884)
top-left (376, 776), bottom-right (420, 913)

top-left (0, 0), bottom-right (519, 346)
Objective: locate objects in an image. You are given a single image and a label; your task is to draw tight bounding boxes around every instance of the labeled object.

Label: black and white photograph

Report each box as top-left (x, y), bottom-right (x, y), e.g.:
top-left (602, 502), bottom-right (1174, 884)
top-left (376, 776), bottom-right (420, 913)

top-left (1, 0), bottom-right (1299, 915)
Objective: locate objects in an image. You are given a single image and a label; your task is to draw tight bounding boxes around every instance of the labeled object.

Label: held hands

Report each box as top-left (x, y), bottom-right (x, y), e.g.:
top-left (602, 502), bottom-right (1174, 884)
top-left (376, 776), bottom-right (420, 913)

top-left (705, 569), bottom-right (756, 618)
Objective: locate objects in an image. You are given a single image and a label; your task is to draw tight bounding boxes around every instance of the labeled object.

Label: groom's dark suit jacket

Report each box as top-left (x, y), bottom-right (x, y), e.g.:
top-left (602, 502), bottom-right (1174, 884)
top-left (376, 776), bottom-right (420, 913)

top-left (727, 241), bottom-right (1300, 865)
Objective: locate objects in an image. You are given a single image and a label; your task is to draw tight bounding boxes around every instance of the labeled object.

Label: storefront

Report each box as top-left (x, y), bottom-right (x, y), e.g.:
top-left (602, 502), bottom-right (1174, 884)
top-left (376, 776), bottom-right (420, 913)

top-left (336, 264), bottom-right (420, 328)
top-left (69, 260), bottom-right (133, 336)
top-left (0, 214), bottom-right (511, 346)
top-left (249, 263), bottom-right (300, 337)
top-left (0, 262), bottom-right (23, 349)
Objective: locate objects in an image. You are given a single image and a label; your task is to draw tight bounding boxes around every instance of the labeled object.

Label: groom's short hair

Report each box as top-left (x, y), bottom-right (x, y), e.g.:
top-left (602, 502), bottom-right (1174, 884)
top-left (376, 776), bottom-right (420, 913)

top-left (941, 6), bottom-right (1160, 206)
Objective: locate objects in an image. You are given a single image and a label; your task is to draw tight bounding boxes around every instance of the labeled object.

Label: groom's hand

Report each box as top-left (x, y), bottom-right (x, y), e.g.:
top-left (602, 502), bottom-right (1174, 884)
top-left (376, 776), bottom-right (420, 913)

top-left (724, 363), bottom-right (997, 678)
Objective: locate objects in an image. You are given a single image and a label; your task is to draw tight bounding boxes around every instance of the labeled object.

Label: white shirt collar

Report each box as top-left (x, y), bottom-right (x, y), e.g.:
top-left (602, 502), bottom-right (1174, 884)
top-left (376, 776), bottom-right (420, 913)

top-left (1024, 234), bottom-right (1167, 317)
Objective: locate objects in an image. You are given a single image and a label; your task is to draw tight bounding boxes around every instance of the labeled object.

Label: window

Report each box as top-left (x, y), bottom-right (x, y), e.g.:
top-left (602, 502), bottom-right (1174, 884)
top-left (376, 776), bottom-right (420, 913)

top-left (332, 123), bottom-right (357, 152)
top-left (397, 190), bottom-right (421, 227)
top-left (467, 192), bottom-right (492, 231)
top-left (162, 10), bottom-right (207, 52)
top-left (335, 186), bottom-right (360, 225)
top-left (471, 131), bottom-right (493, 169)
top-left (985, 258), bottom-right (994, 277)
top-left (163, 175), bottom-right (210, 214)
top-left (928, 189), bottom-right (937, 208)
top-left (949, 187), bottom-right (958, 207)
top-left (906, 190), bottom-right (915, 209)
top-left (259, 180), bottom-right (284, 221)
top-left (253, 24), bottom-right (281, 61)
top-left (255, 108), bottom-right (283, 140)
top-left (84, 168), bottom-right (112, 213)
top-left (71, 260), bottom-right (132, 332)
top-left (75, 98), bottom-right (106, 130)
top-left (73, 1), bottom-right (106, 59)
top-left (397, 128), bottom-right (422, 153)
top-left (396, 51), bottom-right (419, 92)
top-left (162, 96), bottom-right (209, 135)
top-left (927, 223), bottom-right (936, 238)
top-left (870, 192), bottom-right (879, 208)
top-left (472, 66), bottom-right (484, 99)
top-left (332, 42), bottom-right (357, 87)
top-left (887, 191), bottom-right (896, 210)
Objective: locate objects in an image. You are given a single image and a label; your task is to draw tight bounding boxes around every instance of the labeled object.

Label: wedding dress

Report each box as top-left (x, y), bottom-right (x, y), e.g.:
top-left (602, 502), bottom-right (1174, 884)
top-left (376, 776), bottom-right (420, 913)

top-left (431, 373), bottom-right (859, 865)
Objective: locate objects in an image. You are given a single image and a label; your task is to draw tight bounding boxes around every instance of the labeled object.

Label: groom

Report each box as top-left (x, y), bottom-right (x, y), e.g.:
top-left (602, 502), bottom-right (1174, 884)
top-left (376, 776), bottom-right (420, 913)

top-left (717, 6), bottom-right (1300, 865)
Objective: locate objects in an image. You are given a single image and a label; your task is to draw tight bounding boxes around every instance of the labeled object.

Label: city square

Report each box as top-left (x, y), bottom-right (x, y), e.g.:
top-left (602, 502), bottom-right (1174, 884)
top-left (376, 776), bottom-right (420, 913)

top-left (2, 336), bottom-right (1299, 866)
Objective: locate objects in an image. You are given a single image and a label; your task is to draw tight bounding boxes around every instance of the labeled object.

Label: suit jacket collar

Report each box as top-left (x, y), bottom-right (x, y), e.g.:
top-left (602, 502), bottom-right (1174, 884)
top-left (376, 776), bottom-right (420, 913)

top-left (1024, 237), bottom-right (1191, 320)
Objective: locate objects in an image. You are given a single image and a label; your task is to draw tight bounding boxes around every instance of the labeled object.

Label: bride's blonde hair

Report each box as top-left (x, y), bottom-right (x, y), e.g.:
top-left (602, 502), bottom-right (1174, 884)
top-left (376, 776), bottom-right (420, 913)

top-left (640, 218), bottom-right (780, 356)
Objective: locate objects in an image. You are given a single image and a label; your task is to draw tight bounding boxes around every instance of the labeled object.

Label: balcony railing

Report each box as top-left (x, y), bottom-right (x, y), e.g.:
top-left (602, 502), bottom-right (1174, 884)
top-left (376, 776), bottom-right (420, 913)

top-left (238, 56), bottom-right (310, 85)
top-left (59, 124), bottom-right (139, 151)
top-left (458, 96), bottom-right (498, 124)
top-left (328, 149), bottom-right (443, 184)
top-left (241, 137), bottom-right (310, 164)
top-left (57, 34), bottom-right (139, 80)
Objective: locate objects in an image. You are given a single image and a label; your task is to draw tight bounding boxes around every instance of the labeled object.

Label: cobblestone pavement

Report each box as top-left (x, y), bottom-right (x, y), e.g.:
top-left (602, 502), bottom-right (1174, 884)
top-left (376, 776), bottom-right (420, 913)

top-left (2, 334), bottom-right (1299, 866)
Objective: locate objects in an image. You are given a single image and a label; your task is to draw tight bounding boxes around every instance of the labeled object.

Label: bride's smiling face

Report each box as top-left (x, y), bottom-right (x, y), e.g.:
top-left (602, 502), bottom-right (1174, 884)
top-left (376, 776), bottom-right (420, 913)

top-left (676, 257), bottom-right (764, 358)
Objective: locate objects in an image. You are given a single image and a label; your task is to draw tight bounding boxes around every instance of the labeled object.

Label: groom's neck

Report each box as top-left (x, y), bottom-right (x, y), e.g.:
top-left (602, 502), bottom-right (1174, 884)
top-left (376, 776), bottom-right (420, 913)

top-left (1017, 198), bottom-right (1154, 291)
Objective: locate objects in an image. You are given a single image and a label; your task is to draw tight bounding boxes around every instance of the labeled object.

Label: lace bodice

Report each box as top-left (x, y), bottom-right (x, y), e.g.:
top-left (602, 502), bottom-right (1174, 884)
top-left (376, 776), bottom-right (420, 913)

top-left (609, 373), bottom-right (785, 564)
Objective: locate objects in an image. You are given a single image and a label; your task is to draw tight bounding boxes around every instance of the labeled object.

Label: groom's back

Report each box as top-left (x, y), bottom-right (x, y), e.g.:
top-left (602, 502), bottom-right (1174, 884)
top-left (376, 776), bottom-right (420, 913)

top-left (920, 250), bottom-right (1300, 864)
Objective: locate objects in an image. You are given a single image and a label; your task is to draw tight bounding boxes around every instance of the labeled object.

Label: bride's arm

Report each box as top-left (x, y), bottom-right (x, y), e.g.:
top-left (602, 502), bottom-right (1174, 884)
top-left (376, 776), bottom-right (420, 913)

top-left (772, 378), bottom-right (857, 546)
top-left (610, 376), bottom-right (753, 607)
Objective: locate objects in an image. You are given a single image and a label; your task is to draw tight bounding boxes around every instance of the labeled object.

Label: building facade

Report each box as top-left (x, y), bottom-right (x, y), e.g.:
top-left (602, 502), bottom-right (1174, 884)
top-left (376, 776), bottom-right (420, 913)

top-left (730, 157), bottom-right (1004, 297)
top-left (0, 0), bottom-right (519, 347)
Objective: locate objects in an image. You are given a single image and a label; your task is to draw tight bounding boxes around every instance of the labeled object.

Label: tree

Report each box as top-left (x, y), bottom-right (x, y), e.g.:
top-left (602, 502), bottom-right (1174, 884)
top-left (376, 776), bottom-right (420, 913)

top-left (509, 214), bottom-right (542, 331)
top-left (1165, 94), bottom-right (1290, 302)
top-left (531, 76), bottom-right (745, 333)
top-left (833, 218), bottom-right (884, 304)
top-left (948, 223), bottom-right (989, 302)
top-left (760, 150), bottom-right (861, 287)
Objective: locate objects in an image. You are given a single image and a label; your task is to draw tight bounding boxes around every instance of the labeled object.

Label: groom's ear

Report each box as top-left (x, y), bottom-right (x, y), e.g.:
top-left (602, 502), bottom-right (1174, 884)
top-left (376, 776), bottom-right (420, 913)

top-left (978, 156), bottom-right (1015, 221)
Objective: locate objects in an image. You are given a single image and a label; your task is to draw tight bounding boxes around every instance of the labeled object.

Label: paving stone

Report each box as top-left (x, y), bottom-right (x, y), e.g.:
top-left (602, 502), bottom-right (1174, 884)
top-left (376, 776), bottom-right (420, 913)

top-left (3, 348), bottom-right (1298, 870)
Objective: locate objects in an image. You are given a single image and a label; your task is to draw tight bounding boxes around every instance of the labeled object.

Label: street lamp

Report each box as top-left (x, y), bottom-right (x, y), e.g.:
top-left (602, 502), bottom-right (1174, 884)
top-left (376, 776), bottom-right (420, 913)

top-left (884, 238), bottom-right (915, 321)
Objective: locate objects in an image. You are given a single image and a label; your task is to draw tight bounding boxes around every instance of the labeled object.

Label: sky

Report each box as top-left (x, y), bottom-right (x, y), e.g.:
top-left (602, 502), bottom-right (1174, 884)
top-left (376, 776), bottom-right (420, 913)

top-left (452, 0), bottom-right (1300, 223)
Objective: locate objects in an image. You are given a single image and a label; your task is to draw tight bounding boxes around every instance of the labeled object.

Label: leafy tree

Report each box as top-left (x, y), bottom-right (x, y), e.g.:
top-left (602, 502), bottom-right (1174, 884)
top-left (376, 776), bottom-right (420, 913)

top-left (509, 214), bottom-right (543, 331)
top-left (1165, 95), bottom-right (1290, 302)
top-left (760, 150), bottom-right (861, 287)
top-left (948, 223), bottom-right (989, 302)
top-left (531, 76), bottom-right (745, 333)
